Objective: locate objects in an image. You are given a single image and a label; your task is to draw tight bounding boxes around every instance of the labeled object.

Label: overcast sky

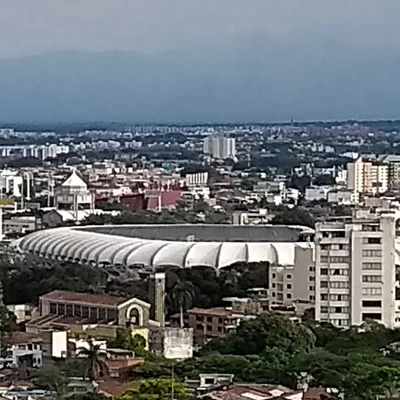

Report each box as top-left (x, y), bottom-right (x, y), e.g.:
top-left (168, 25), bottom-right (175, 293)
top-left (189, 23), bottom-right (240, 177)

top-left (1, 0), bottom-right (400, 58)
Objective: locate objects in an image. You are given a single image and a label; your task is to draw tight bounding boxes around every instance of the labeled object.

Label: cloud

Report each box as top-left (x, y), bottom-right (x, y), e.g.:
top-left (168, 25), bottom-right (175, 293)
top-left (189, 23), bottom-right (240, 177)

top-left (1, 0), bottom-right (400, 57)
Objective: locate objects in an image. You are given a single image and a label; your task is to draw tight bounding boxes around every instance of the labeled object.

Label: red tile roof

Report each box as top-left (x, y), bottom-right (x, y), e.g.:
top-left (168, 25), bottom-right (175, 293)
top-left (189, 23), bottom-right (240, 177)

top-left (40, 290), bottom-right (128, 307)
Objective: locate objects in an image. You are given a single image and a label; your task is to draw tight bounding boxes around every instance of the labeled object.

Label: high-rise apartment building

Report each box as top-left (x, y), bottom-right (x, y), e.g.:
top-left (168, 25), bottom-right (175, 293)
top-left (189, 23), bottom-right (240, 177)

top-left (347, 157), bottom-right (389, 197)
top-left (315, 210), bottom-right (398, 328)
top-left (378, 155), bottom-right (400, 190)
top-left (203, 135), bottom-right (236, 160)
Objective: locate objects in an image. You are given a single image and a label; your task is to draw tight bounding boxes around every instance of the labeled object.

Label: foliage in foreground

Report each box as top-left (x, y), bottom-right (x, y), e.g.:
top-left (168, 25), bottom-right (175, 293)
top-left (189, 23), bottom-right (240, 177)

top-left (117, 379), bottom-right (190, 400)
top-left (169, 316), bottom-right (400, 400)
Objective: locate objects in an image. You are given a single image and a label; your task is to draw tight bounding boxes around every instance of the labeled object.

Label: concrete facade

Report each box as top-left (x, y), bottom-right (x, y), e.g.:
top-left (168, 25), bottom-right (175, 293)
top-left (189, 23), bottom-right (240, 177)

top-left (269, 246), bottom-right (315, 306)
top-left (149, 327), bottom-right (193, 360)
top-left (315, 210), bottom-right (397, 328)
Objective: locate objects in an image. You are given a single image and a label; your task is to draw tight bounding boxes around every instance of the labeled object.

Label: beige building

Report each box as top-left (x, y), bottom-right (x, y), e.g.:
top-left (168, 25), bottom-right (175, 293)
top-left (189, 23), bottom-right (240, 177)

top-left (347, 157), bottom-right (389, 198)
top-left (269, 246), bottom-right (315, 306)
top-left (315, 210), bottom-right (398, 328)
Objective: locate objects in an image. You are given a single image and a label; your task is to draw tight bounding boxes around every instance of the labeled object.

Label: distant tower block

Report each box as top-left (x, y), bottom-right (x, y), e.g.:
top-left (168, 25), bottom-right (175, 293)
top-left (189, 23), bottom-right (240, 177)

top-left (149, 272), bottom-right (166, 327)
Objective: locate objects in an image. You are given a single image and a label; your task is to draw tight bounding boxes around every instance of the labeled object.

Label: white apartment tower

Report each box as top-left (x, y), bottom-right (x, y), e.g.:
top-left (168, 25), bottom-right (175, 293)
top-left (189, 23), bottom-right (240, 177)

top-left (203, 135), bottom-right (236, 160)
top-left (347, 157), bottom-right (389, 197)
top-left (315, 210), bottom-right (397, 328)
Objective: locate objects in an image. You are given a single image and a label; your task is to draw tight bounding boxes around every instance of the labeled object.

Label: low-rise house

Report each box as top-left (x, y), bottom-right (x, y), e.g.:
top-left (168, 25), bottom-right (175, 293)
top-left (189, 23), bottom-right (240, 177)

top-left (6, 332), bottom-right (43, 369)
top-left (172, 308), bottom-right (257, 338)
top-left (103, 349), bottom-right (144, 379)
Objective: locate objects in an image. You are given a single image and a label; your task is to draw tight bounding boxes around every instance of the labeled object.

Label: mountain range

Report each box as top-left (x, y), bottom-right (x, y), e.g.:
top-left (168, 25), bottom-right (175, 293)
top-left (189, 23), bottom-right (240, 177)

top-left (0, 43), bottom-right (399, 123)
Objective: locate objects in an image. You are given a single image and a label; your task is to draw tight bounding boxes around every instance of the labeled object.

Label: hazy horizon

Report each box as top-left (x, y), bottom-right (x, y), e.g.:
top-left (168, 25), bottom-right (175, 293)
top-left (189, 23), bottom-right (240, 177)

top-left (2, 0), bottom-right (400, 123)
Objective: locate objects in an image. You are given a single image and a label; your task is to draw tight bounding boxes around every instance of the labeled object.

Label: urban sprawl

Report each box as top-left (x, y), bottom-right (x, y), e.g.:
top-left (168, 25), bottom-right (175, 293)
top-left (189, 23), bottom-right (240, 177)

top-left (1, 121), bottom-right (400, 399)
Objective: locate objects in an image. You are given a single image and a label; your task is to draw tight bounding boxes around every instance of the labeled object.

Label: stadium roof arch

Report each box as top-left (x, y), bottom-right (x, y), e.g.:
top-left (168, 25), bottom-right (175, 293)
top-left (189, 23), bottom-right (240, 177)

top-left (12, 224), bottom-right (315, 271)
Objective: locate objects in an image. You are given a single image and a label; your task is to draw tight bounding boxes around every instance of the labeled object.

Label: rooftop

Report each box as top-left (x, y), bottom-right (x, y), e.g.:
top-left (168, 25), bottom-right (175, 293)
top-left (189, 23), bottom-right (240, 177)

top-left (81, 224), bottom-right (314, 243)
top-left (188, 307), bottom-right (233, 317)
top-left (40, 290), bottom-right (128, 307)
top-left (61, 169), bottom-right (87, 189)
top-left (202, 385), bottom-right (301, 400)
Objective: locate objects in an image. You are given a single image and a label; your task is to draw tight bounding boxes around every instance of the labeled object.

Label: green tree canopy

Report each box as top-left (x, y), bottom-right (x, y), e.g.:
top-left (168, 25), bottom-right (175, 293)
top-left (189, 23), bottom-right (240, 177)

top-left (203, 314), bottom-right (316, 356)
top-left (118, 380), bottom-right (190, 400)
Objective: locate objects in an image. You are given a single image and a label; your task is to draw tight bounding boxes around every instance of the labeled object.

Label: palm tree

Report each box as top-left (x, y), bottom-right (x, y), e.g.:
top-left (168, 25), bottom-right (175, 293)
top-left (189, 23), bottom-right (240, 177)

top-left (77, 340), bottom-right (107, 381)
top-left (169, 280), bottom-right (195, 328)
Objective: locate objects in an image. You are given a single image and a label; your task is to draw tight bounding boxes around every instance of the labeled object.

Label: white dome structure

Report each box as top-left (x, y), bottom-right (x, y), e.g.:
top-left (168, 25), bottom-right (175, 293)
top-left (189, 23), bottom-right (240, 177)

top-left (12, 224), bottom-right (315, 271)
top-left (55, 170), bottom-right (93, 214)
top-left (61, 169), bottom-right (88, 190)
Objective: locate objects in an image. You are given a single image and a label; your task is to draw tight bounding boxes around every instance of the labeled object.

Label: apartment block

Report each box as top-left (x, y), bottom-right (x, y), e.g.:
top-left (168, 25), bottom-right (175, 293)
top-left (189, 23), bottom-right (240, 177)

top-left (315, 210), bottom-right (397, 328)
top-left (269, 245), bottom-right (315, 306)
top-left (203, 135), bottom-right (236, 160)
top-left (347, 157), bottom-right (389, 196)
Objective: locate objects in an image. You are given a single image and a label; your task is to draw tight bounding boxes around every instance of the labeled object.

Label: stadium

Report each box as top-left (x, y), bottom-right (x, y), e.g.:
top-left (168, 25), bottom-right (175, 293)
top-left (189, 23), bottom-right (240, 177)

top-left (12, 224), bottom-right (315, 271)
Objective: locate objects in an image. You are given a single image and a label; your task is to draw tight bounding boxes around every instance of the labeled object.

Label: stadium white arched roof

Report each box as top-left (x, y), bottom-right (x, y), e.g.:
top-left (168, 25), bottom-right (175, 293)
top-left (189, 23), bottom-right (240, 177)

top-left (12, 224), bottom-right (315, 271)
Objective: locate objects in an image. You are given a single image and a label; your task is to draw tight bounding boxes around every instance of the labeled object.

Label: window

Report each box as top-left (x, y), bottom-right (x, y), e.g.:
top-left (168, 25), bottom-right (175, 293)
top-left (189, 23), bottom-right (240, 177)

top-left (272, 283), bottom-right (276, 288)
top-left (320, 256), bottom-right (329, 263)
top-left (362, 313), bottom-right (382, 321)
top-left (82, 306), bottom-right (89, 318)
top-left (321, 294), bottom-right (328, 301)
top-left (272, 292), bottom-right (276, 297)
top-left (336, 269), bottom-right (348, 276)
top-left (321, 306), bottom-right (328, 313)
top-left (74, 305), bottom-right (82, 317)
top-left (207, 317), bottom-right (212, 323)
top-left (107, 308), bottom-right (117, 321)
top-left (57, 303), bottom-right (66, 315)
top-left (217, 327), bottom-right (223, 332)
top-left (336, 231), bottom-right (346, 238)
top-left (309, 266), bottom-right (315, 272)
top-left (196, 324), bottom-right (203, 330)
top-left (90, 307), bottom-right (98, 319)
top-left (286, 274), bottom-right (292, 280)
top-left (362, 224), bottom-right (379, 232)
top-left (196, 315), bottom-right (203, 321)
top-left (207, 325), bottom-right (213, 332)
top-left (309, 285), bottom-right (315, 291)
top-left (321, 281), bottom-right (328, 288)
top-left (99, 308), bottom-right (106, 320)
top-left (272, 273), bottom-right (276, 279)
top-left (50, 303), bottom-right (57, 314)
top-left (321, 245), bottom-right (330, 250)
top-left (321, 268), bottom-right (328, 275)
top-left (309, 276), bottom-right (315, 282)
top-left (287, 284), bottom-right (292, 289)
top-left (218, 318), bottom-right (223, 324)
top-left (362, 287), bottom-right (382, 296)
top-left (330, 256), bottom-right (349, 263)
top-left (362, 237), bottom-right (381, 244)
top-left (362, 300), bottom-right (381, 308)
top-left (66, 304), bottom-right (73, 317)
top-left (362, 275), bottom-right (381, 283)
top-left (330, 281), bottom-right (349, 289)
top-left (287, 293), bottom-right (292, 299)
top-left (330, 294), bottom-right (349, 301)
top-left (309, 295), bottom-right (315, 301)
top-left (362, 262), bottom-right (382, 270)
top-left (362, 250), bottom-right (382, 257)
